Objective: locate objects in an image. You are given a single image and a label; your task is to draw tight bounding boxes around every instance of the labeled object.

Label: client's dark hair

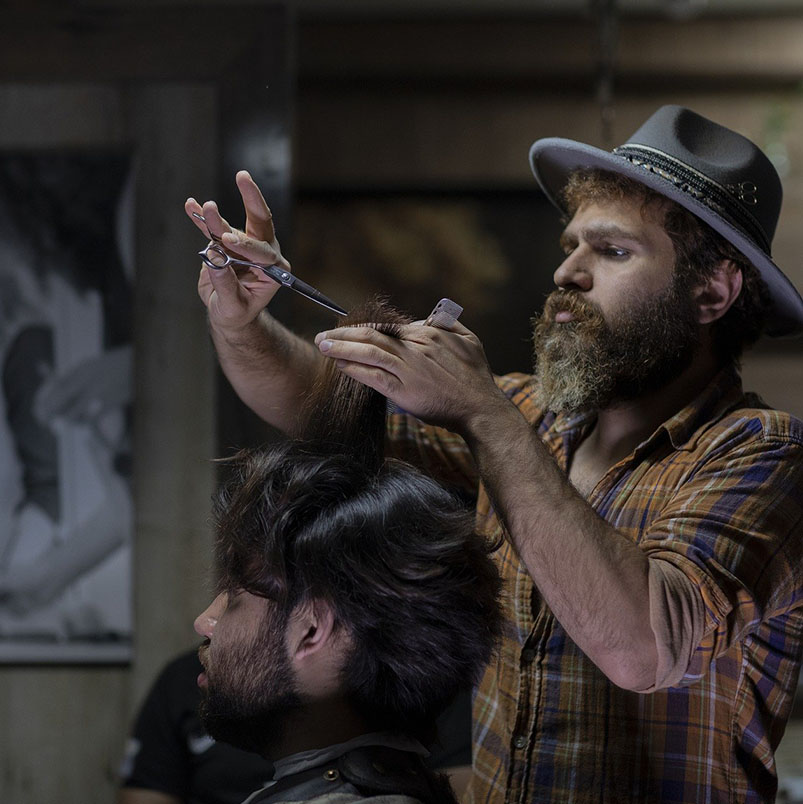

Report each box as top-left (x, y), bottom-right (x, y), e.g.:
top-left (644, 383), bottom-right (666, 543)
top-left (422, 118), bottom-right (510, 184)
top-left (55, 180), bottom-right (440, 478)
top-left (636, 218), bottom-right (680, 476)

top-left (213, 299), bottom-right (502, 736)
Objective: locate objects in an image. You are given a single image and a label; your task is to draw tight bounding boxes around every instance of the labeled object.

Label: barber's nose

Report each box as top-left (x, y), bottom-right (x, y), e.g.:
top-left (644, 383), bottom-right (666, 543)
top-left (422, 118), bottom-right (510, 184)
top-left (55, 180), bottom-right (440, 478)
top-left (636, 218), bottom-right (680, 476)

top-left (553, 250), bottom-right (592, 292)
top-left (194, 593), bottom-right (226, 639)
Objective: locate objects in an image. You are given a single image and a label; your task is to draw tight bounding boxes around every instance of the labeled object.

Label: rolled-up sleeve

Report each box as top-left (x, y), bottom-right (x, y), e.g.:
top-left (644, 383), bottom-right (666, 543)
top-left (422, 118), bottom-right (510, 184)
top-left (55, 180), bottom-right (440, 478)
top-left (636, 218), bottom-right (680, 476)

top-left (638, 420), bottom-right (803, 691)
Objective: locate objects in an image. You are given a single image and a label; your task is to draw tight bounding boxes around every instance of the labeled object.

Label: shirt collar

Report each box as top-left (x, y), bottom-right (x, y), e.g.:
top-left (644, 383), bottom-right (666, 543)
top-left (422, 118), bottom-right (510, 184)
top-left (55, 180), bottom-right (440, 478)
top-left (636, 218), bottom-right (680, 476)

top-left (654, 367), bottom-right (743, 452)
top-left (271, 731), bottom-right (429, 781)
top-left (545, 367), bottom-right (744, 457)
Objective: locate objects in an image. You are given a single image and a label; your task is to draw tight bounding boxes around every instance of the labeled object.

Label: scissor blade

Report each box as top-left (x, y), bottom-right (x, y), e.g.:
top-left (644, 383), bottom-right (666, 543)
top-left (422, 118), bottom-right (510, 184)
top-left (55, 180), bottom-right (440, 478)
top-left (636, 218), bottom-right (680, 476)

top-left (286, 276), bottom-right (348, 316)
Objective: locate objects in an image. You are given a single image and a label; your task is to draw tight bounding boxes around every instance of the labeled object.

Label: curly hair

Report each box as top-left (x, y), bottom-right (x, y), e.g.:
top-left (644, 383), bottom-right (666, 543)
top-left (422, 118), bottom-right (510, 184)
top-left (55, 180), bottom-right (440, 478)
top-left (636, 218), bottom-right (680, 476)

top-left (211, 299), bottom-right (502, 737)
top-left (562, 169), bottom-right (771, 368)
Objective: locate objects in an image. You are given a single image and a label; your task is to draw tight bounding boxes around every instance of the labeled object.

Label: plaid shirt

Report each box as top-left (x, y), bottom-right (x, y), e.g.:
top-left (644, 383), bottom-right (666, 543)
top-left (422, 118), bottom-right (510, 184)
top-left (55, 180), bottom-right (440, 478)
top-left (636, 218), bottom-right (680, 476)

top-left (387, 369), bottom-right (803, 804)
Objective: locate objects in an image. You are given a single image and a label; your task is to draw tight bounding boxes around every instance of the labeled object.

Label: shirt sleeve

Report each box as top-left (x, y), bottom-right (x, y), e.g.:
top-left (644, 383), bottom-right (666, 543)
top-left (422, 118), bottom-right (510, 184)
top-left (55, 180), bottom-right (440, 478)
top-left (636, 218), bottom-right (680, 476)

top-left (644, 559), bottom-right (707, 689)
top-left (639, 416), bottom-right (803, 690)
top-left (385, 372), bottom-right (540, 496)
top-left (385, 411), bottom-right (477, 494)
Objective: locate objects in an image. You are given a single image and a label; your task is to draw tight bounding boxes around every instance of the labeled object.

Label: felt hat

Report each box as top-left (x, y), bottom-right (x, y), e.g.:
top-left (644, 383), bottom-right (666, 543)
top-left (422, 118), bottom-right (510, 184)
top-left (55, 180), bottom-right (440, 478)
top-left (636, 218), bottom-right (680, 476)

top-left (529, 105), bottom-right (803, 336)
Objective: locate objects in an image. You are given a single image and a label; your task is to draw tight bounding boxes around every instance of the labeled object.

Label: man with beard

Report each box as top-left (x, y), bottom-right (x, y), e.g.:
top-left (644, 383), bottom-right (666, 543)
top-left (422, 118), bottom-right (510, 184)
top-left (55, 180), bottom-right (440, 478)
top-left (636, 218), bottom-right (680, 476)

top-left (192, 449), bottom-right (502, 804)
top-left (191, 302), bottom-right (501, 804)
top-left (186, 106), bottom-right (803, 803)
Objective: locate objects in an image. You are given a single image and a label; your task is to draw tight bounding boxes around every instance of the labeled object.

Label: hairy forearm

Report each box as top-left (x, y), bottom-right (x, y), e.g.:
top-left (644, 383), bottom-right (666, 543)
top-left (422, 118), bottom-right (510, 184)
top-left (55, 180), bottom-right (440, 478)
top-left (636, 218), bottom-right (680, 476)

top-left (210, 310), bottom-right (322, 433)
top-left (463, 395), bottom-right (658, 691)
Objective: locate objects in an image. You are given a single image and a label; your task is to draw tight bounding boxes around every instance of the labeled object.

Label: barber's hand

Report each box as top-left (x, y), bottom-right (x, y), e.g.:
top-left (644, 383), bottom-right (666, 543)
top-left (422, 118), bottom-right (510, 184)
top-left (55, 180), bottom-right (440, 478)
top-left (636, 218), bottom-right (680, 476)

top-left (314, 319), bottom-right (504, 433)
top-left (185, 170), bottom-right (290, 331)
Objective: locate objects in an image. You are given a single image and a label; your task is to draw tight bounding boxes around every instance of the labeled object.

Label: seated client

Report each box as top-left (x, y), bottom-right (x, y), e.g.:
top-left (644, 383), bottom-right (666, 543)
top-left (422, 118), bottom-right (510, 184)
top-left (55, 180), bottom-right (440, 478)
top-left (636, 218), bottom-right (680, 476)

top-left (193, 303), bottom-right (502, 804)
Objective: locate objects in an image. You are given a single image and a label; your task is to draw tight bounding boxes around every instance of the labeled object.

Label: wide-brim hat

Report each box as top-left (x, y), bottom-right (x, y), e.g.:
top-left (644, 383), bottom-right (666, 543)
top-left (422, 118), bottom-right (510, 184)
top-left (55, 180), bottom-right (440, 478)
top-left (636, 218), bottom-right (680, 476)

top-left (529, 105), bottom-right (803, 337)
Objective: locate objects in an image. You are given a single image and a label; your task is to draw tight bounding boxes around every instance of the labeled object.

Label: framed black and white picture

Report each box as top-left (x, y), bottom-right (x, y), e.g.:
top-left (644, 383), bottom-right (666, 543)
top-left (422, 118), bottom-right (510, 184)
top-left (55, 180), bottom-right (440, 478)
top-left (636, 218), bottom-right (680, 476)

top-left (0, 151), bottom-right (134, 663)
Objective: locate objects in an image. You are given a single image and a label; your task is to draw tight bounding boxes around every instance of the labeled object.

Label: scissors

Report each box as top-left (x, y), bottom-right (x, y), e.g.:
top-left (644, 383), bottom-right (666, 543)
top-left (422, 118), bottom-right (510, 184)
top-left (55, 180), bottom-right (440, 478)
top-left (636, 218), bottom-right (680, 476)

top-left (192, 212), bottom-right (348, 317)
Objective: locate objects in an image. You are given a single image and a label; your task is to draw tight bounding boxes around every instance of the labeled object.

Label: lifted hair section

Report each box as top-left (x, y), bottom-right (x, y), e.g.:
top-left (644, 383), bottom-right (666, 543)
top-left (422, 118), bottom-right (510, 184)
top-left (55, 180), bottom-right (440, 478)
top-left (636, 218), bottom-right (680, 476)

top-left (301, 297), bottom-right (411, 473)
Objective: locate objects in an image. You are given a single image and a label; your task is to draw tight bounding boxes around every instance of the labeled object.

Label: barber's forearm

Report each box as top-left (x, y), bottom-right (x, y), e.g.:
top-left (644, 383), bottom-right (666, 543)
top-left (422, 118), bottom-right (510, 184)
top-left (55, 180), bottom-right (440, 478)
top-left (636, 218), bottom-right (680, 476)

top-left (462, 398), bottom-right (658, 691)
top-left (210, 310), bottom-right (322, 434)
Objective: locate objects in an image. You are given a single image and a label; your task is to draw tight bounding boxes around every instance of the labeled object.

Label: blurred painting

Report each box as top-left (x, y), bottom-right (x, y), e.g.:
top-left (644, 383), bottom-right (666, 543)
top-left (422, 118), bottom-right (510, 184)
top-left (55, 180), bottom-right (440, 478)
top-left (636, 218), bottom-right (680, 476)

top-left (0, 152), bottom-right (133, 663)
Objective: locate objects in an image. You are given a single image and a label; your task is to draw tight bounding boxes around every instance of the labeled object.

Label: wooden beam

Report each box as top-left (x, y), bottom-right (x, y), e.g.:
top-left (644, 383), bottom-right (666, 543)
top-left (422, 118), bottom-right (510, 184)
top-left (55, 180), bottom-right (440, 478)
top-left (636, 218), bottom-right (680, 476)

top-left (297, 15), bottom-right (803, 85)
top-left (0, 6), bottom-right (285, 81)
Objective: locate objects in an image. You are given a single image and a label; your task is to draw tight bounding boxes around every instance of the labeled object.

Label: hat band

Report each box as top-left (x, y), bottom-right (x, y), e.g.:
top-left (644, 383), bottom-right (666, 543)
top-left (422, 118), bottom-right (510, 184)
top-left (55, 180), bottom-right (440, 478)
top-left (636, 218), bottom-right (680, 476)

top-left (612, 144), bottom-right (771, 254)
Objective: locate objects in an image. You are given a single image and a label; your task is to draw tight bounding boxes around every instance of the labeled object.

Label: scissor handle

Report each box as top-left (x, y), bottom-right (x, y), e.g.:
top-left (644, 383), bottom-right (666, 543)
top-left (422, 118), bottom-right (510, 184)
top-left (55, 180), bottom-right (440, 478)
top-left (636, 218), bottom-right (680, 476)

top-left (198, 244), bottom-right (292, 286)
top-left (193, 212), bottom-right (347, 315)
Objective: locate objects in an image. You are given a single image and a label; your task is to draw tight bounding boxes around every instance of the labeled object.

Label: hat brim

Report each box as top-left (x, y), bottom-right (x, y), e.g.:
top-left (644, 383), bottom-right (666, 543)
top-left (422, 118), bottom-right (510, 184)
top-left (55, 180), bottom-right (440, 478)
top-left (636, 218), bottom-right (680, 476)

top-left (530, 137), bottom-right (803, 337)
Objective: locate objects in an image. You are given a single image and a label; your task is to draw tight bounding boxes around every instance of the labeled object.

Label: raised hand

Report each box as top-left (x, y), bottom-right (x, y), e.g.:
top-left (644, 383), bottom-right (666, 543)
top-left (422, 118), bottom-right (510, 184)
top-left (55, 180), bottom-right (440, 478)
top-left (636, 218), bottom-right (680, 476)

top-left (185, 171), bottom-right (290, 331)
top-left (314, 318), bottom-right (505, 434)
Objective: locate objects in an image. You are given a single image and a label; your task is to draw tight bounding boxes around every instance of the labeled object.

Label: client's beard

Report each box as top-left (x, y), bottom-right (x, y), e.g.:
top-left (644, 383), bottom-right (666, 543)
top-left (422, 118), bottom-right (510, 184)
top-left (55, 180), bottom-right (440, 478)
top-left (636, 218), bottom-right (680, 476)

top-left (199, 611), bottom-right (302, 756)
top-left (531, 278), bottom-right (699, 416)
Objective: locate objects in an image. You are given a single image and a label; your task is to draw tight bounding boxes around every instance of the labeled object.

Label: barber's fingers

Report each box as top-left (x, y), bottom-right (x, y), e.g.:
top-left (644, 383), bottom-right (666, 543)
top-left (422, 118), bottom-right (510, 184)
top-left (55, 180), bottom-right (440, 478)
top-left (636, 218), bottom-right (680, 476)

top-left (203, 263), bottom-right (240, 299)
top-left (199, 200), bottom-right (235, 238)
top-left (207, 262), bottom-right (277, 301)
top-left (412, 318), bottom-right (475, 339)
top-left (184, 194), bottom-right (243, 245)
top-left (236, 170), bottom-right (277, 243)
top-left (314, 323), bottom-right (481, 365)
top-left (315, 324), bottom-right (407, 350)
top-left (217, 229), bottom-right (288, 275)
top-left (185, 197), bottom-right (211, 236)
top-left (312, 324), bottom-right (482, 391)
top-left (317, 319), bottom-right (474, 343)
top-left (200, 263), bottom-right (279, 327)
top-left (397, 320), bottom-right (483, 357)
top-left (315, 327), bottom-right (401, 360)
top-left (332, 359), bottom-right (407, 400)
top-left (439, 318), bottom-right (473, 336)
top-left (315, 326), bottom-right (405, 369)
top-left (198, 263), bottom-right (241, 307)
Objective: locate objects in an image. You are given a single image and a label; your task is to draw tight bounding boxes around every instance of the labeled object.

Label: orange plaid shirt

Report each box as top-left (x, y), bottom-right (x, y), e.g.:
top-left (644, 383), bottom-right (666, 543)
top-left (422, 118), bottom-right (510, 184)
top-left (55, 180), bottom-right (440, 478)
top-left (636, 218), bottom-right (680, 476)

top-left (387, 369), bottom-right (803, 804)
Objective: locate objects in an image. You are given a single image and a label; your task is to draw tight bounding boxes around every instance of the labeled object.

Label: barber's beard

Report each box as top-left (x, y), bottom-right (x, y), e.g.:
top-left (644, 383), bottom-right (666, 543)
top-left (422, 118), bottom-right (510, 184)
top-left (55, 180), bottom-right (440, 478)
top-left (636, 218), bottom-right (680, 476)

top-left (531, 279), bottom-right (699, 416)
top-left (199, 610), bottom-right (301, 757)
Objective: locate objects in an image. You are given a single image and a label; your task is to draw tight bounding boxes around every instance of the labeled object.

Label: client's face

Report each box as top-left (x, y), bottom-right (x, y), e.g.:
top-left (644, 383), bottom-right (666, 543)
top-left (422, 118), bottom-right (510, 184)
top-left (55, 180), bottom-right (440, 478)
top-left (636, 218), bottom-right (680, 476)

top-left (194, 590), bottom-right (301, 755)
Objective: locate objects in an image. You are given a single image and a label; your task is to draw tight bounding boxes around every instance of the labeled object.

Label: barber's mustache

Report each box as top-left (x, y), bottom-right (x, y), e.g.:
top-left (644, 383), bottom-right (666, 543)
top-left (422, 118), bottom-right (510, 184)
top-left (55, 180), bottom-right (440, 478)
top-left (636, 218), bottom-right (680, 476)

top-left (542, 289), bottom-right (603, 323)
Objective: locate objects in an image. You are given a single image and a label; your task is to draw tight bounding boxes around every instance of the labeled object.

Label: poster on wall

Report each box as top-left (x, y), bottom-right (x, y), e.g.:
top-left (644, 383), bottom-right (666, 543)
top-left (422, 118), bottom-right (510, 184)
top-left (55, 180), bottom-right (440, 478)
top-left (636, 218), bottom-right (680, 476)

top-left (0, 151), bottom-right (134, 663)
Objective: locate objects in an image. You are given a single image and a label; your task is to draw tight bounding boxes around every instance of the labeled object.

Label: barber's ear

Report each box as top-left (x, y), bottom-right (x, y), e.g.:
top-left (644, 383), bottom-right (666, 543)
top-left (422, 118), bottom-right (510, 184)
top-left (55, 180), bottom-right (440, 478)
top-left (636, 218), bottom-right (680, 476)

top-left (287, 599), bottom-right (337, 660)
top-left (694, 259), bottom-right (743, 325)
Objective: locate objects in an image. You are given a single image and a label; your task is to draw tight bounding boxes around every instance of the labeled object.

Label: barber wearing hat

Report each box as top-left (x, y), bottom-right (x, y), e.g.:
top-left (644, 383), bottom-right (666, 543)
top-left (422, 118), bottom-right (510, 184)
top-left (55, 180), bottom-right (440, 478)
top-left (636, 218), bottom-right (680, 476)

top-left (188, 107), bottom-right (803, 804)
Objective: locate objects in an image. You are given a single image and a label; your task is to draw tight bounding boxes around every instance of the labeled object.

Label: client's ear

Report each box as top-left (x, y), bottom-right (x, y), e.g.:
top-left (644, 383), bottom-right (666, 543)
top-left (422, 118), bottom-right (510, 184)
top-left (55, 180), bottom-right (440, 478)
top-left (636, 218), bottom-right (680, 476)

top-left (287, 599), bottom-right (350, 696)
top-left (288, 599), bottom-right (337, 660)
top-left (694, 259), bottom-right (743, 325)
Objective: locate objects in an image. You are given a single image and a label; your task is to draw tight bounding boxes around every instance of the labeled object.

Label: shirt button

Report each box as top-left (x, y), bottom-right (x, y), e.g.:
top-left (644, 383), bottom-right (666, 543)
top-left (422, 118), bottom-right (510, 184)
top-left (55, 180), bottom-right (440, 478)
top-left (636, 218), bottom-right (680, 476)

top-left (521, 649), bottom-right (535, 663)
top-left (513, 735), bottom-right (527, 750)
